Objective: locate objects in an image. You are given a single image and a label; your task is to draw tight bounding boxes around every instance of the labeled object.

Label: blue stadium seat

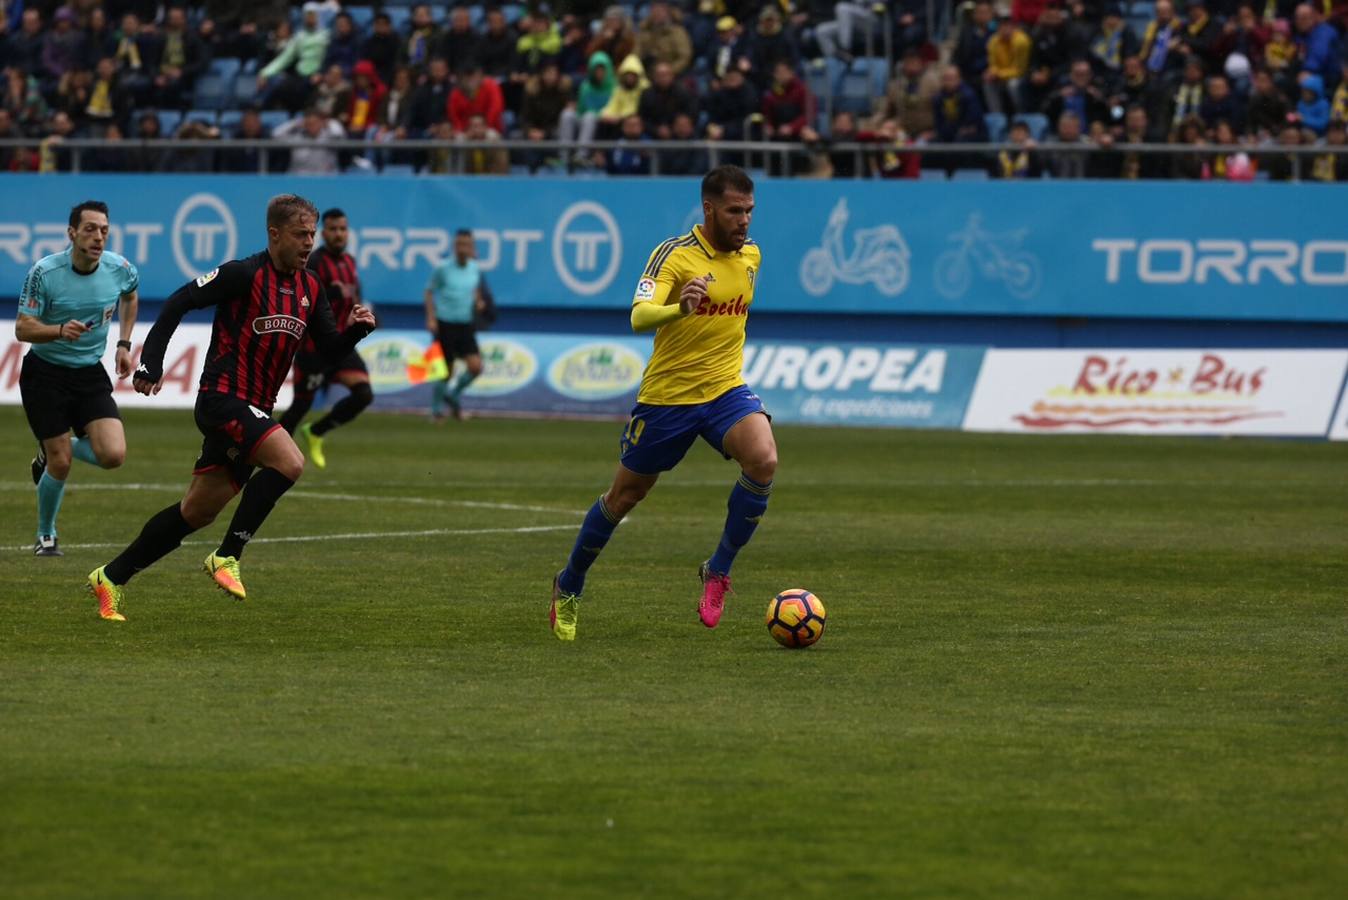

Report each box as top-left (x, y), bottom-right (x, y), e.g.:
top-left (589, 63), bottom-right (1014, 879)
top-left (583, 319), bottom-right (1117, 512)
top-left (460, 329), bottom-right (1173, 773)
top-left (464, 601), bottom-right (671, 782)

top-left (380, 164), bottom-right (418, 176)
top-left (823, 57), bottom-right (847, 92)
top-left (207, 57), bottom-right (242, 81)
top-left (856, 57), bottom-right (890, 96)
top-left (386, 7), bottom-right (412, 31)
top-left (184, 109), bottom-right (219, 127)
top-left (155, 109), bottom-right (182, 136)
top-left (952, 168), bottom-right (989, 181)
top-left (192, 74), bottom-right (231, 111)
top-left (347, 6), bottom-right (375, 32)
top-left (984, 112), bottom-right (1007, 142)
top-left (232, 75), bottom-right (259, 108)
top-left (919, 169), bottom-right (947, 181)
top-left (218, 109), bottom-right (243, 132)
top-left (804, 66), bottom-right (831, 107)
top-left (1015, 113), bottom-right (1049, 141)
top-left (837, 72), bottom-right (874, 116)
top-left (259, 110), bottom-right (292, 132)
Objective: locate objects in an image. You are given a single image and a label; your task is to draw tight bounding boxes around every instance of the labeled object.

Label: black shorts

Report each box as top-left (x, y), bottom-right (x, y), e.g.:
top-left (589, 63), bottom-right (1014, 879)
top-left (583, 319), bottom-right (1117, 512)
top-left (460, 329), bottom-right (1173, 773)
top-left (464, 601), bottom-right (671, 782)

top-left (436, 321), bottom-right (480, 360)
top-left (292, 349), bottom-right (369, 395)
top-left (19, 351), bottom-right (120, 442)
top-left (193, 391), bottom-right (282, 490)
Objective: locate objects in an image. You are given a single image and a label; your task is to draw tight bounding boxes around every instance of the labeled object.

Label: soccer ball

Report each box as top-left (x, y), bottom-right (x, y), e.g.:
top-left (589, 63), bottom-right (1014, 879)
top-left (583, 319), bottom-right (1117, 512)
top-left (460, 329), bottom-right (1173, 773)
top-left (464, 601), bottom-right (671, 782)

top-left (765, 589), bottom-right (827, 648)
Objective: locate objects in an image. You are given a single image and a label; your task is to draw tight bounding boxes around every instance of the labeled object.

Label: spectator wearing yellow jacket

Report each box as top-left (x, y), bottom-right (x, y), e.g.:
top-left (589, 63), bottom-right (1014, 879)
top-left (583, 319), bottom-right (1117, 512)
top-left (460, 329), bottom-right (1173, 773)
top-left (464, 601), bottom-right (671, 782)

top-left (984, 18), bottom-right (1031, 114)
top-left (599, 54), bottom-right (649, 137)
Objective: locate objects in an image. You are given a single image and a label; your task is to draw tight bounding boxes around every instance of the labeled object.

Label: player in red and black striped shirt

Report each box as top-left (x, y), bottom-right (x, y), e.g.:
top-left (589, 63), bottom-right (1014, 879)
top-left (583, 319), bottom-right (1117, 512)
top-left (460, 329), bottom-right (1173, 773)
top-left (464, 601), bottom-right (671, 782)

top-left (86, 194), bottom-right (377, 621)
top-left (277, 208), bottom-right (375, 468)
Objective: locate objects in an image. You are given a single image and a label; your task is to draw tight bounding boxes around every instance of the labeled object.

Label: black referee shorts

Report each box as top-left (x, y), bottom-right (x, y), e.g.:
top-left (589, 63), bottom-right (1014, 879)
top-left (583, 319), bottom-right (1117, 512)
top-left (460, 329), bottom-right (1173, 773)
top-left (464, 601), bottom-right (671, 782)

top-left (436, 321), bottom-right (480, 360)
top-left (19, 351), bottom-right (120, 442)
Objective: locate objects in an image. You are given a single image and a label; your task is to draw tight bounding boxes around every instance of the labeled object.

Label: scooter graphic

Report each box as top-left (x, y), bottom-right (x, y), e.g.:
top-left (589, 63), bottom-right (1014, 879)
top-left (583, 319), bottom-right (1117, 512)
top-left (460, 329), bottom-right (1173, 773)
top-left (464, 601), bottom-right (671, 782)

top-left (799, 198), bottom-right (911, 297)
top-left (933, 213), bottom-right (1042, 300)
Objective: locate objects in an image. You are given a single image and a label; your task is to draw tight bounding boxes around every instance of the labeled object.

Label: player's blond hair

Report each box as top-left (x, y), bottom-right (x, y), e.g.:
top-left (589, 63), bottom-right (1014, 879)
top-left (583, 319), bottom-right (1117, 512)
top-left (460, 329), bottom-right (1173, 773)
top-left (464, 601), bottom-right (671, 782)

top-left (266, 194), bottom-right (319, 229)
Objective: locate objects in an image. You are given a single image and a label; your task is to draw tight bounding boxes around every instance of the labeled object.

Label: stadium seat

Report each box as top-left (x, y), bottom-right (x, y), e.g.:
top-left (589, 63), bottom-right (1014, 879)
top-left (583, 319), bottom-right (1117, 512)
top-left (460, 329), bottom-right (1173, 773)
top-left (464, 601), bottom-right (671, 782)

top-left (385, 7), bottom-right (412, 31)
top-left (804, 65), bottom-right (832, 109)
top-left (207, 57), bottom-right (242, 81)
top-left (1015, 113), bottom-right (1049, 141)
top-left (218, 109), bottom-right (243, 132)
top-left (259, 110), bottom-right (291, 132)
top-left (185, 109), bottom-right (220, 127)
top-left (155, 109), bottom-right (182, 136)
top-left (347, 6), bottom-right (375, 32)
top-left (856, 57), bottom-right (890, 97)
top-left (192, 74), bottom-right (231, 111)
top-left (919, 169), bottom-right (947, 181)
top-left (380, 164), bottom-right (417, 176)
top-left (837, 71), bottom-right (874, 116)
top-left (984, 112), bottom-right (1008, 142)
top-left (952, 168), bottom-right (989, 181)
top-left (232, 75), bottom-right (259, 108)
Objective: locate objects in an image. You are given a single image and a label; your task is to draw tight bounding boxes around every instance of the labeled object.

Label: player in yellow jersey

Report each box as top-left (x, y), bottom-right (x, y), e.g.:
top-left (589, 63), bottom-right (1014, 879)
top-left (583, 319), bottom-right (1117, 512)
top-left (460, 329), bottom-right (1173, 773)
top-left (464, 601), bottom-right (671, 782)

top-left (549, 166), bottom-right (777, 641)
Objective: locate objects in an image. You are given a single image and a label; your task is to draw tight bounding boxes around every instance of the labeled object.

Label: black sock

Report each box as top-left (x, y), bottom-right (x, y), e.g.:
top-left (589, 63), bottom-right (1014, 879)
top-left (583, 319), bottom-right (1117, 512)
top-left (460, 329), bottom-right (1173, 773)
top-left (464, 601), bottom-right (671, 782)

top-left (310, 383), bottom-right (373, 437)
top-left (278, 392), bottom-right (315, 435)
top-left (104, 503), bottom-right (196, 584)
top-left (218, 468), bottom-right (295, 559)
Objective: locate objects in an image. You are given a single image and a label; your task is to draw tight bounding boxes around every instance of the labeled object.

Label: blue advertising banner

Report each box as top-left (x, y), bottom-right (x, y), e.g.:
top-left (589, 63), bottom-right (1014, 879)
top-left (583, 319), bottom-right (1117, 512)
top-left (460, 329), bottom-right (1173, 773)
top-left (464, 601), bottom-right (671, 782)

top-left (358, 329), bottom-right (982, 428)
top-left (3, 175), bottom-right (1343, 321)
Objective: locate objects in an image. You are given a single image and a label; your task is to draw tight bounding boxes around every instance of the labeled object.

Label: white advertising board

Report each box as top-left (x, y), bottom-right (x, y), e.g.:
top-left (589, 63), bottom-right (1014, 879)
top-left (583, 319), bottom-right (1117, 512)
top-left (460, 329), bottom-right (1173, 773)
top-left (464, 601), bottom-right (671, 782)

top-left (964, 349), bottom-right (1348, 437)
top-left (0, 321), bottom-right (293, 410)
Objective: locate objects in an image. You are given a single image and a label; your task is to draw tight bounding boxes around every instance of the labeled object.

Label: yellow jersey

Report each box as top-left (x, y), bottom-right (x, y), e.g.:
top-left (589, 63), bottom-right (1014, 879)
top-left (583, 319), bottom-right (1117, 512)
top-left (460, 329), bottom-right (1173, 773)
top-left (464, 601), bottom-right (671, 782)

top-left (631, 225), bottom-right (761, 406)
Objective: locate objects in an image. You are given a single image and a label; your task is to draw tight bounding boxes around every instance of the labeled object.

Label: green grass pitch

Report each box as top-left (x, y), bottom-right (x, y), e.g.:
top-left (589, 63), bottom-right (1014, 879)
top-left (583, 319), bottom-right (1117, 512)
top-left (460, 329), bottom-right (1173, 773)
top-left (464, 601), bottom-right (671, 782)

top-left (1, 406), bottom-right (1345, 898)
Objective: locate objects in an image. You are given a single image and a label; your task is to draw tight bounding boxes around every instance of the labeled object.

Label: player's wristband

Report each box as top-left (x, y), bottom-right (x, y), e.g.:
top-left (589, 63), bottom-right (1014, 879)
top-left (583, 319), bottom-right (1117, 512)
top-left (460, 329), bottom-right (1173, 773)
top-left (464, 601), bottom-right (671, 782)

top-left (117, 340), bottom-right (132, 350)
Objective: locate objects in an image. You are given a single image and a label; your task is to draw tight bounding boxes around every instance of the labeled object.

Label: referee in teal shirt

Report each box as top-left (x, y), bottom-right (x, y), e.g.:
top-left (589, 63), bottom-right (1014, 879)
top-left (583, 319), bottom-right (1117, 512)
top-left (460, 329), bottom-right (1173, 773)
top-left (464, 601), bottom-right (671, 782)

top-left (424, 228), bottom-right (487, 422)
top-left (15, 201), bottom-right (140, 556)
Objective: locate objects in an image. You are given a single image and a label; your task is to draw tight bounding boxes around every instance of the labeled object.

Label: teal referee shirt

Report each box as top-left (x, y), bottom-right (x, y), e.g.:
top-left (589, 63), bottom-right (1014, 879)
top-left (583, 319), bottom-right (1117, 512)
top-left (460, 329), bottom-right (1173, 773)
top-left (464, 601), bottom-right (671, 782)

top-left (18, 247), bottom-right (139, 367)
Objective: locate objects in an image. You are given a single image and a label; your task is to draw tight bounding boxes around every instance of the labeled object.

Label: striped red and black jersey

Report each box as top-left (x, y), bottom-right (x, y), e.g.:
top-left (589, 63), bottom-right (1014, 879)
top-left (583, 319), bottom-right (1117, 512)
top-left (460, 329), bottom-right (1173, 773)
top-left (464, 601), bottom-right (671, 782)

top-left (303, 246), bottom-right (361, 352)
top-left (139, 250), bottom-right (369, 413)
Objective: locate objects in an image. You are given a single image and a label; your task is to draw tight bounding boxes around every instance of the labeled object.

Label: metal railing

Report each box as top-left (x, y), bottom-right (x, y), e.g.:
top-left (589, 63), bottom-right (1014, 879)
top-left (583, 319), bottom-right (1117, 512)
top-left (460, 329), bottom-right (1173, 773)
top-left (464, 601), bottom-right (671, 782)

top-left (1, 136), bottom-right (1344, 181)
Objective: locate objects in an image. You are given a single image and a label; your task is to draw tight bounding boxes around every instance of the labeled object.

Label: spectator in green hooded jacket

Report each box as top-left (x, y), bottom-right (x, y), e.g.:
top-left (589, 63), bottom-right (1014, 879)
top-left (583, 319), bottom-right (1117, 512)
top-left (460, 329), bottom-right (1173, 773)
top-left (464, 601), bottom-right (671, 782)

top-left (559, 50), bottom-right (614, 166)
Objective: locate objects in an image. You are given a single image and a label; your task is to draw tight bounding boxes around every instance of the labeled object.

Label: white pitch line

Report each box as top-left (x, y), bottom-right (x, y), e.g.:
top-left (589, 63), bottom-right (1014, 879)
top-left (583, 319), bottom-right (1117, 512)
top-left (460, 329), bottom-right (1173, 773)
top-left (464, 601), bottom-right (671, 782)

top-left (7, 523), bottom-right (577, 554)
top-left (287, 490), bottom-right (583, 516)
top-left (0, 482), bottom-right (584, 517)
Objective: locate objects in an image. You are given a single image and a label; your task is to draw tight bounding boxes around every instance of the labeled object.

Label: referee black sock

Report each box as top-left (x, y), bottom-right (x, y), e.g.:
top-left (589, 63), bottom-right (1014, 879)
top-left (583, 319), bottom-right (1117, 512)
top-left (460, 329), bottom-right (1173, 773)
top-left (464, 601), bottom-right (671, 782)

top-left (104, 503), bottom-right (196, 585)
top-left (278, 392), bottom-right (315, 435)
top-left (311, 382), bottom-right (373, 437)
top-left (217, 468), bottom-right (295, 559)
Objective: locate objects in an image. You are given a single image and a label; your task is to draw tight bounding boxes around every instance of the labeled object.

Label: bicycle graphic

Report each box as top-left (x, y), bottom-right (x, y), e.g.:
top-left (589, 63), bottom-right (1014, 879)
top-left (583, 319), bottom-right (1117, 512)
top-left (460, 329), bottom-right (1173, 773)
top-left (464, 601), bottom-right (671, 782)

top-left (799, 198), bottom-right (911, 297)
top-left (933, 213), bottom-right (1042, 301)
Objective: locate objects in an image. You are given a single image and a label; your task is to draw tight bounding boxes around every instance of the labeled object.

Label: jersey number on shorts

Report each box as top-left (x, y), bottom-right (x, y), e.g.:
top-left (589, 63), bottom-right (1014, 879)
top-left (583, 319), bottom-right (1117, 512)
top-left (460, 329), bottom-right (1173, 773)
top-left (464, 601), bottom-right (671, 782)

top-left (622, 417), bottom-right (646, 448)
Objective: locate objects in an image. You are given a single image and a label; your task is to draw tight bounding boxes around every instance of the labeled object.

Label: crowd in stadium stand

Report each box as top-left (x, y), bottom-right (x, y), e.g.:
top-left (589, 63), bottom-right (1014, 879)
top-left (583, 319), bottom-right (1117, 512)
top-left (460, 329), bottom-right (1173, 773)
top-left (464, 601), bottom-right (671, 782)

top-left (1, 1), bottom-right (1347, 179)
